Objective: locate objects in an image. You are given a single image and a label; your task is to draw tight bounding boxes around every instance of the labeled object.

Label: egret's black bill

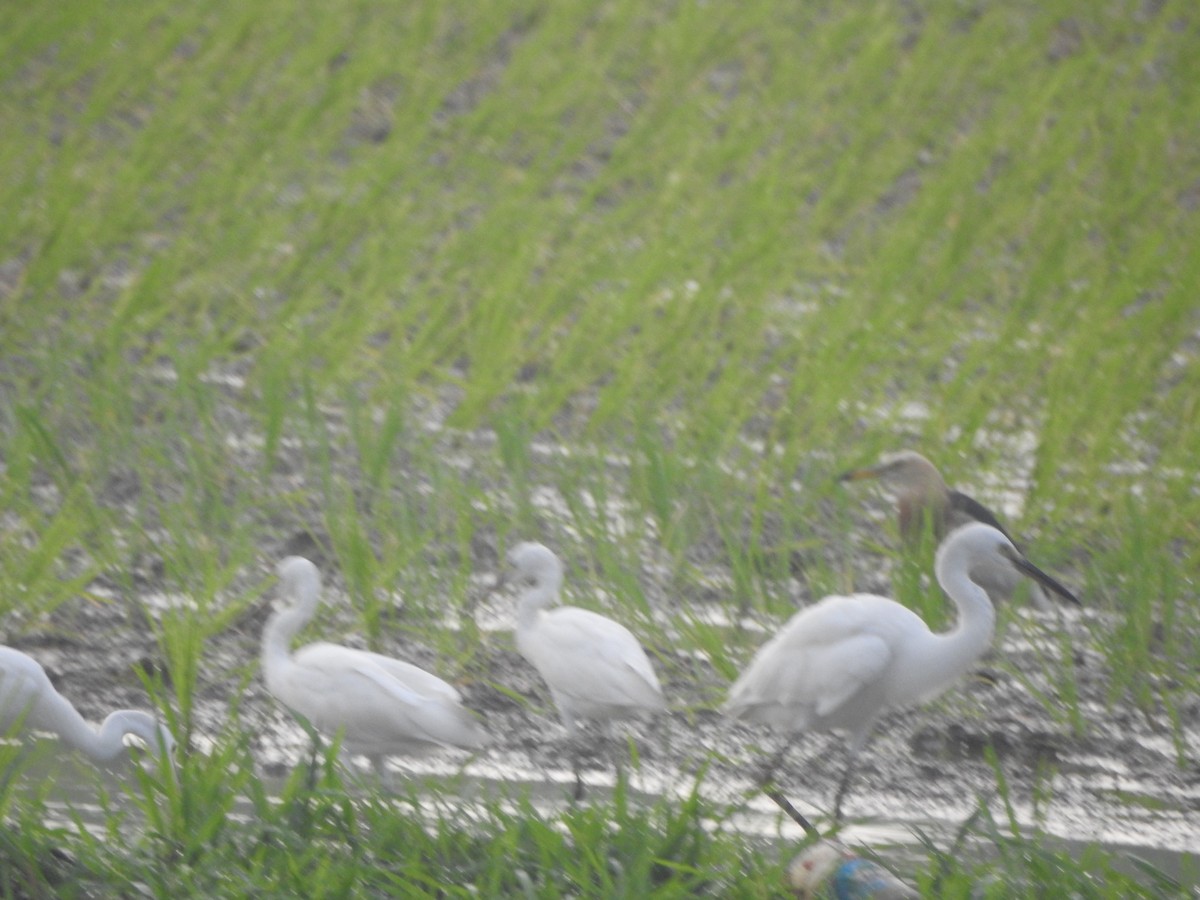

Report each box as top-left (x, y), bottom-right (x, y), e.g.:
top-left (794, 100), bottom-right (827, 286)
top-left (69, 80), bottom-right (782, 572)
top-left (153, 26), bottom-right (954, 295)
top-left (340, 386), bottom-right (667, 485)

top-left (1008, 552), bottom-right (1079, 605)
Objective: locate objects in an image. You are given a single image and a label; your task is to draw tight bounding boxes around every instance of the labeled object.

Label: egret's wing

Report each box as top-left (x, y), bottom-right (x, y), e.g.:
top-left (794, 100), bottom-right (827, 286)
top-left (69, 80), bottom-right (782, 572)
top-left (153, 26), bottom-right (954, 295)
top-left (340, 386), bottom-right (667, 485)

top-left (806, 634), bottom-right (891, 715)
top-left (724, 633), bottom-right (891, 720)
top-left (724, 595), bottom-right (894, 726)
top-left (523, 608), bottom-right (665, 709)
top-left (276, 644), bottom-right (486, 749)
top-left (347, 658), bottom-right (487, 749)
top-left (351, 650), bottom-right (464, 704)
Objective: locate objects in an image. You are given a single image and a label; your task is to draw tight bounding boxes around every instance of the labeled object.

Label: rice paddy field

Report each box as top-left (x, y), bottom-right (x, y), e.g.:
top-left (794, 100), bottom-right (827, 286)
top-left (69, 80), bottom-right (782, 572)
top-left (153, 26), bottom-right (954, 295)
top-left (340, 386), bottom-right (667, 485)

top-left (0, 0), bottom-right (1198, 896)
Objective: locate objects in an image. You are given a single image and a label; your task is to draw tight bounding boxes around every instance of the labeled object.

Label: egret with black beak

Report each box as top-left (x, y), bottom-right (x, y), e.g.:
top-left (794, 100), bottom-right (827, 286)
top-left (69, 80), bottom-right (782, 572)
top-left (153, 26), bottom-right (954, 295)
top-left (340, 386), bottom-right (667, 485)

top-left (723, 522), bottom-right (1077, 822)
top-left (839, 450), bottom-right (1055, 606)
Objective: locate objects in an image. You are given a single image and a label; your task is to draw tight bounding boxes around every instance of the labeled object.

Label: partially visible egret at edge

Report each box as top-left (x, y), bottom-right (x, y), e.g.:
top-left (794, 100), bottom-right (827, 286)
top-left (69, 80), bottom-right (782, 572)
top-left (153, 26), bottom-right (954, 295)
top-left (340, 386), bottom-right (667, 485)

top-left (507, 541), bottom-right (666, 799)
top-left (262, 556), bottom-right (488, 783)
top-left (839, 449), bottom-right (1058, 607)
top-left (723, 522), bottom-right (1078, 822)
top-left (0, 645), bottom-right (175, 772)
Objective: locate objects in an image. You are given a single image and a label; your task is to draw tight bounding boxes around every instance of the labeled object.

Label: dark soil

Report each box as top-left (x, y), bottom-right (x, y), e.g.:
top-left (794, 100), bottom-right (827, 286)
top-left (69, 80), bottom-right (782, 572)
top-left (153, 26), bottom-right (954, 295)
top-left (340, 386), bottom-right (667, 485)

top-left (9, 382), bottom-right (1199, 866)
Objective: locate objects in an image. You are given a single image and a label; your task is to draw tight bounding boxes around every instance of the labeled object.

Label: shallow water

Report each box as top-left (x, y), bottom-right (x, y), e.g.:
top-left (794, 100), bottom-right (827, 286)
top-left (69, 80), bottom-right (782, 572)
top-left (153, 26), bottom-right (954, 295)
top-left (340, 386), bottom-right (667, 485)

top-left (9, 406), bottom-right (1196, 890)
top-left (17, 743), bottom-right (1196, 891)
top-left (13, 589), bottom-right (1197, 893)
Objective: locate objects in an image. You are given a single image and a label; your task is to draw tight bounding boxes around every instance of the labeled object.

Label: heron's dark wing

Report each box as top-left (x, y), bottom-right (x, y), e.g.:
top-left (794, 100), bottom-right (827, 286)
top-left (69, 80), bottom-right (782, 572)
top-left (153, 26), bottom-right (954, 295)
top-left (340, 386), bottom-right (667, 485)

top-left (947, 490), bottom-right (1021, 548)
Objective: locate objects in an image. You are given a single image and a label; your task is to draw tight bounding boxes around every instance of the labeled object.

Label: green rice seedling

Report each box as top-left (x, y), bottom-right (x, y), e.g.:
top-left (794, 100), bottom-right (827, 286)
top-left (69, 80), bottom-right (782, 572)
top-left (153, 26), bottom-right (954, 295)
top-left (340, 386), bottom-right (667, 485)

top-left (1, 0), bottom-right (1198, 891)
top-left (327, 493), bottom-right (388, 643)
top-left (150, 609), bottom-right (210, 746)
top-left (711, 510), bottom-right (768, 620)
top-left (127, 717), bottom-right (251, 872)
top-left (668, 618), bottom-right (747, 727)
top-left (41, 753), bottom-right (791, 896)
top-left (1081, 491), bottom-right (1197, 760)
top-left (887, 524), bottom-right (953, 632)
top-left (914, 752), bottom-right (1194, 899)
top-left (0, 788), bottom-right (82, 900)
top-left (345, 396), bottom-right (407, 506)
top-left (254, 350), bottom-right (300, 479)
top-left (9, 406), bottom-right (78, 500)
top-left (553, 475), bottom-right (662, 634)
top-left (0, 485), bottom-right (102, 625)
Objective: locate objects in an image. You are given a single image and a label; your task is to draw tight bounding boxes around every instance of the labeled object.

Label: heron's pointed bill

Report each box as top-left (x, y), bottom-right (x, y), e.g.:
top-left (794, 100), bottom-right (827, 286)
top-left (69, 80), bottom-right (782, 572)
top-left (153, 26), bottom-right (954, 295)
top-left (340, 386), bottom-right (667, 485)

top-left (1001, 546), bottom-right (1079, 605)
top-left (837, 465), bottom-right (883, 483)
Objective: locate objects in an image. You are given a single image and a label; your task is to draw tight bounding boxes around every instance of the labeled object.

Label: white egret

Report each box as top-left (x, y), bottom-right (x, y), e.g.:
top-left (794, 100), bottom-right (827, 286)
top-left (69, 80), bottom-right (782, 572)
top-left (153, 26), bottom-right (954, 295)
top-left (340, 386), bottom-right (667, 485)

top-left (723, 522), bottom-right (1077, 822)
top-left (262, 556), bottom-right (488, 782)
top-left (507, 542), bottom-right (666, 798)
top-left (0, 645), bottom-right (174, 770)
top-left (839, 450), bottom-right (1070, 606)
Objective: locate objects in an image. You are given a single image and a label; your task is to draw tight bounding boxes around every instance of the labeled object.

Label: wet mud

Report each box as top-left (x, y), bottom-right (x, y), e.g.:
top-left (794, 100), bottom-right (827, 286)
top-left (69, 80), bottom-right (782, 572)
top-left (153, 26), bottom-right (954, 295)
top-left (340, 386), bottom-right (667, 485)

top-left (8, 386), bottom-right (1199, 878)
top-left (24, 540), bottom-right (1200, 875)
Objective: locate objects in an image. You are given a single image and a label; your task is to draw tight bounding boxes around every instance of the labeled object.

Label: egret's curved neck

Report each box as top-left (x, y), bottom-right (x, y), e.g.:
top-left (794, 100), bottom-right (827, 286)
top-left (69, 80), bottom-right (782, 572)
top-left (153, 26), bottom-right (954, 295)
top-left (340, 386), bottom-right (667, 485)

top-left (262, 590), bottom-right (318, 668)
top-left (60, 709), bottom-right (162, 763)
top-left (915, 558), bottom-right (997, 699)
top-left (517, 576), bottom-right (561, 631)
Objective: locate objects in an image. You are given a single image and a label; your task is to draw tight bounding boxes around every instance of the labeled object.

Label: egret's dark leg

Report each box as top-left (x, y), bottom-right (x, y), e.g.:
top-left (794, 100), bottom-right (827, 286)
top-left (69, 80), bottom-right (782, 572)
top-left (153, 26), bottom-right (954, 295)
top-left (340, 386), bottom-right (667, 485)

top-left (369, 754), bottom-right (396, 792)
top-left (571, 749), bottom-right (585, 801)
top-left (764, 786), bottom-right (818, 836)
top-left (831, 754), bottom-right (859, 824)
top-left (565, 718), bottom-right (586, 802)
top-left (834, 726), bottom-right (874, 824)
top-left (753, 737), bottom-right (818, 836)
top-left (754, 736), bottom-right (795, 790)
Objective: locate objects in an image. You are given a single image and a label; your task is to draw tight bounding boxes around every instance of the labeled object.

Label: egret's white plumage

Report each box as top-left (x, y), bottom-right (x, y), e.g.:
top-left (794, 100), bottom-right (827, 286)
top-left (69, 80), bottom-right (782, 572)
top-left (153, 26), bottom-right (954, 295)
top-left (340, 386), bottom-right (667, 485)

top-left (507, 542), bottom-right (665, 795)
top-left (262, 557), bottom-right (488, 778)
top-left (724, 522), bottom-right (1077, 819)
top-left (0, 645), bottom-right (174, 769)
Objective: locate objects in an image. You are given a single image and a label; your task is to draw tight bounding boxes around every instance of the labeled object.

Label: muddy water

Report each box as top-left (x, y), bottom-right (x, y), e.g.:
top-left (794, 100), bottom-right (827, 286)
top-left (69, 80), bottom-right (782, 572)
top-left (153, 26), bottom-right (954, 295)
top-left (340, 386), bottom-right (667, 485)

top-left (7, 409), bottom-right (1196, 888)
top-left (12, 581), bottom-right (1199, 892)
top-left (19, 738), bottom-right (1196, 890)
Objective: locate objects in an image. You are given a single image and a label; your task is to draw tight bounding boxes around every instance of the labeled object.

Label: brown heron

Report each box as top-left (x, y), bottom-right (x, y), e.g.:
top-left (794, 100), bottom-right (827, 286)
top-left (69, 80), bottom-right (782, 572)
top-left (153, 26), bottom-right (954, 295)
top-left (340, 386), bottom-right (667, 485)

top-left (839, 450), bottom-right (1061, 607)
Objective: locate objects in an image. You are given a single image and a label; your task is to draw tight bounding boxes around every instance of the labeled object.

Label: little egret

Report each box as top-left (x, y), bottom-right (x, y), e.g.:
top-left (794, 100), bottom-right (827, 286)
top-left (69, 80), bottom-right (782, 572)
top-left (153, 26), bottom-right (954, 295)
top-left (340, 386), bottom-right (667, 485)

top-left (0, 645), bottom-right (174, 770)
top-left (262, 557), bottom-right (488, 782)
top-left (507, 542), bottom-right (667, 798)
top-left (723, 522), bottom-right (1077, 821)
top-left (839, 450), bottom-right (1070, 606)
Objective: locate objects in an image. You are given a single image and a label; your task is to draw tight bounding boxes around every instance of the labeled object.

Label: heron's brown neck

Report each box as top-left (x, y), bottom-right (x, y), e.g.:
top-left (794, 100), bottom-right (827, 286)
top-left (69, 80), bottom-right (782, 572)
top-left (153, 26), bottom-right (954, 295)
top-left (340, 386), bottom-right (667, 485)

top-left (898, 489), bottom-right (950, 542)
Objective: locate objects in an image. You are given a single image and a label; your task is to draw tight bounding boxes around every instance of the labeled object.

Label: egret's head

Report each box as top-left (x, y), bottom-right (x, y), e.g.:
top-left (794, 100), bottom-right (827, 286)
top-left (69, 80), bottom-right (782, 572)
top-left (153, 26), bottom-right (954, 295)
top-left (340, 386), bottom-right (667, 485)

top-left (941, 521), bottom-right (1015, 563)
top-left (506, 541), bottom-right (564, 587)
top-left (276, 556), bottom-right (321, 602)
top-left (109, 712), bottom-right (179, 777)
top-left (940, 522), bottom-right (1078, 606)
